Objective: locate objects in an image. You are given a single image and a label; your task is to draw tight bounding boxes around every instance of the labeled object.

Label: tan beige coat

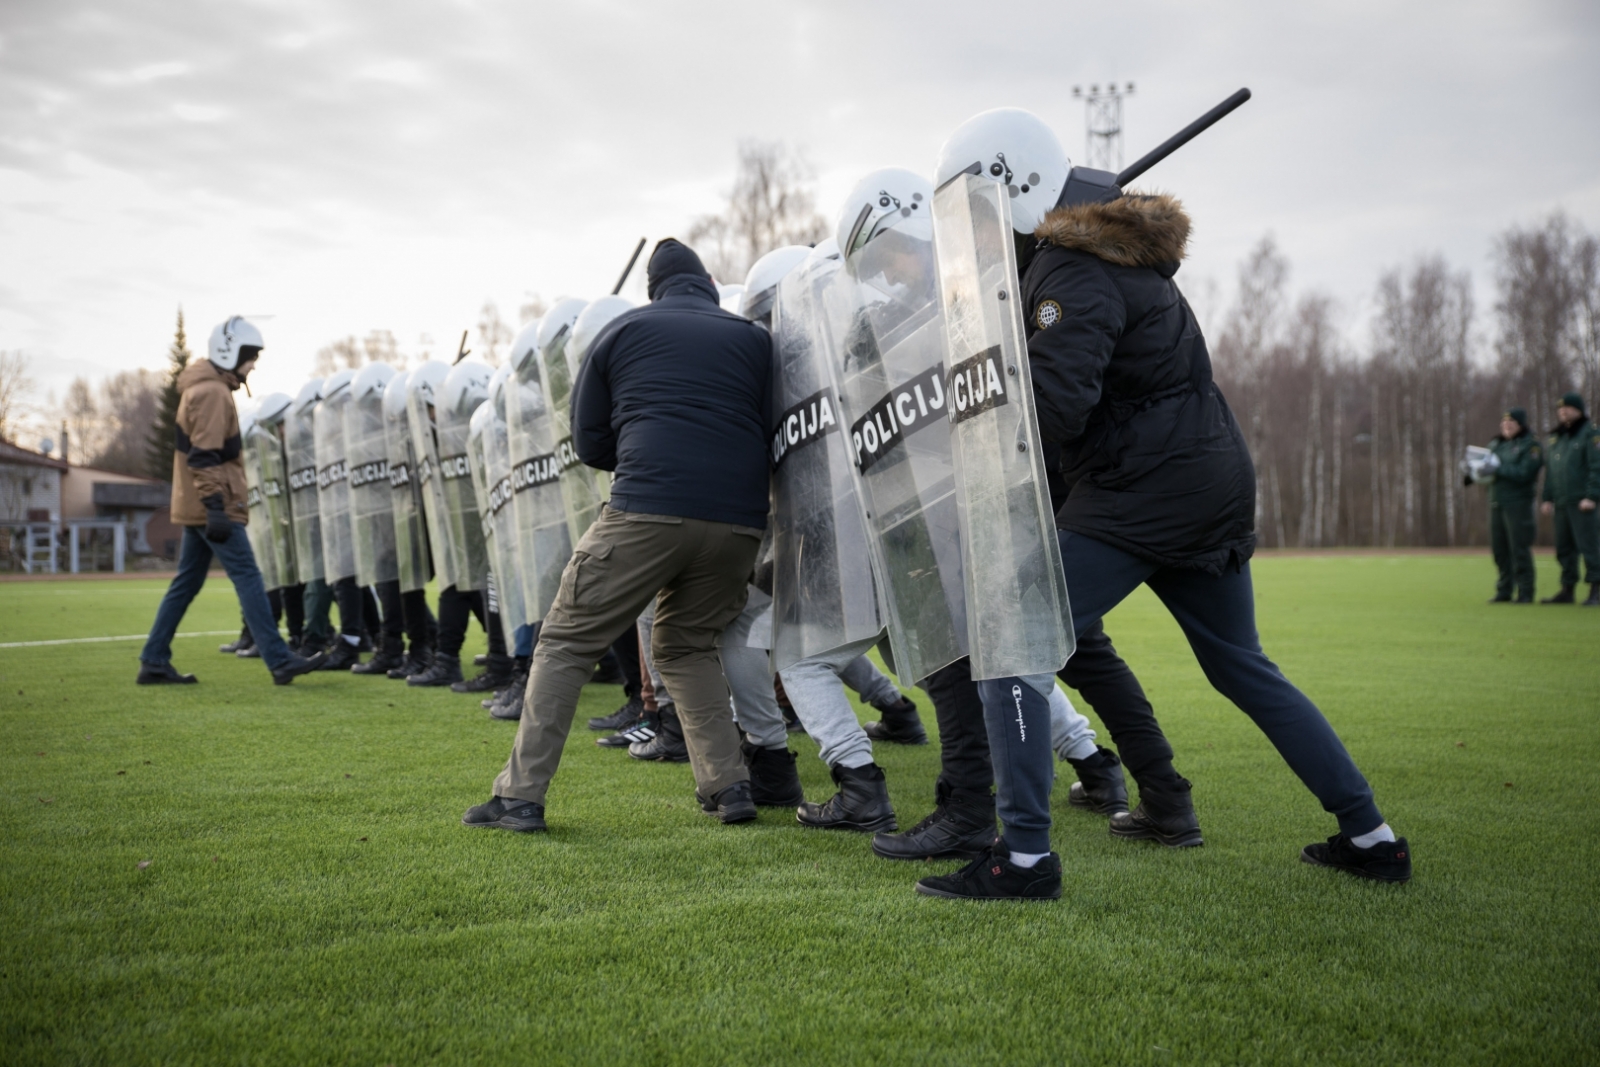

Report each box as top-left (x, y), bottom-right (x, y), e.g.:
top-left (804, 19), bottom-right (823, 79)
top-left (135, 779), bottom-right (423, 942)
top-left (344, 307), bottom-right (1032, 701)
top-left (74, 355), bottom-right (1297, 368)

top-left (169, 360), bottom-right (249, 526)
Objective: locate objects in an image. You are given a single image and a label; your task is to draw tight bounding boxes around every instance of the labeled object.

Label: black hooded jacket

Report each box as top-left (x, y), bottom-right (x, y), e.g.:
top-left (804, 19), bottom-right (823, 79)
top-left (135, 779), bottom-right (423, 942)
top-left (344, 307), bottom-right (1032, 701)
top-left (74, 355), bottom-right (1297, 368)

top-left (571, 239), bottom-right (774, 528)
top-left (1022, 194), bottom-right (1255, 573)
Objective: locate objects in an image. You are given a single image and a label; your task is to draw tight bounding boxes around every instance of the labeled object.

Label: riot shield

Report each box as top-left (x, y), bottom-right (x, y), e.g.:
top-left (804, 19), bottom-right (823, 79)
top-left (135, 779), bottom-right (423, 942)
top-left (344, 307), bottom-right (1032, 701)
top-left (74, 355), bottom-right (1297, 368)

top-left (506, 324), bottom-right (573, 622)
top-left (435, 360), bottom-right (493, 592)
top-left (285, 379), bottom-right (324, 583)
top-left (768, 257), bottom-right (883, 673)
top-left (346, 363), bottom-right (399, 588)
top-left (468, 380), bottom-right (526, 644)
top-left (537, 300), bottom-right (610, 545)
top-left (384, 370), bottom-right (433, 593)
top-left (240, 411), bottom-right (280, 591)
top-left (314, 370), bottom-right (357, 583)
top-left (245, 418), bottom-right (296, 591)
top-left (823, 228), bottom-right (968, 686)
top-left (406, 361), bottom-right (459, 591)
top-left (931, 172), bottom-right (1074, 680)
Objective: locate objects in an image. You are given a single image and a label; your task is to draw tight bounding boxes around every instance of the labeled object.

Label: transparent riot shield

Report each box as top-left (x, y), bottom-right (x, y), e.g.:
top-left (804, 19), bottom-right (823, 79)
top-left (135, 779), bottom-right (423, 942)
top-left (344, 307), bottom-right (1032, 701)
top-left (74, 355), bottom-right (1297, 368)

top-left (314, 377), bottom-right (357, 583)
top-left (245, 421), bottom-right (296, 590)
top-left (406, 362), bottom-right (459, 591)
top-left (285, 384), bottom-right (324, 583)
top-left (931, 173), bottom-right (1074, 680)
top-left (823, 229), bottom-right (968, 686)
top-left (769, 258), bottom-right (883, 673)
top-left (384, 370), bottom-right (432, 594)
top-left (347, 371), bottom-right (398, 588)
top-left (506, 342), bottom-right (573, 622)
top-left (435, 365), bottom-right (491, 592)
top-left (468, 395), bottom-right (525, 644)
top-left (539, 311), bottom-right (610, 545)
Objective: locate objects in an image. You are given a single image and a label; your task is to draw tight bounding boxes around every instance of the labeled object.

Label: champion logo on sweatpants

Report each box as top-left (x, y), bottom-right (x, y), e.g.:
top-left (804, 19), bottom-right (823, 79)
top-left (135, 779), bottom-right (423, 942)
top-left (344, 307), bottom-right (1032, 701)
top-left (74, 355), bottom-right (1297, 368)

top-left (1012, 684), bottom-right (1026, 741)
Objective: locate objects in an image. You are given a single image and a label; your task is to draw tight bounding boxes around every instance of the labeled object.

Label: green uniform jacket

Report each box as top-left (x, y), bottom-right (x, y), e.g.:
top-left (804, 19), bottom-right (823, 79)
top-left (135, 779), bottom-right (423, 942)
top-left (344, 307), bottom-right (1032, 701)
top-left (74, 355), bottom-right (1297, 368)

top-left (1488, 431), bottom-right (1542, 506)
top-left (1541, 416), bottom-right (1600, 505)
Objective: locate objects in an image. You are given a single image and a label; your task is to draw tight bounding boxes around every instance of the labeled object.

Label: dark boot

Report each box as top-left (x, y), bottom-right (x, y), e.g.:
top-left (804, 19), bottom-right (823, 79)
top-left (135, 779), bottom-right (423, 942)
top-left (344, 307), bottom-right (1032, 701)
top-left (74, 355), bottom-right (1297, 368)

top-left (863, 693), bottom-right (929, 745)
top-left (1067, 746), bottom-right (1129, 815)
top-left (453, 652), bottom-right (514, 693)
top-left (271, 650), bottom-right (327, 686)
top-left (352, 638), bottom-right (404, 675)
top-left (797, 763), bottom-right (897, 833)
top-left (319, 638), bottom-right (362, 671)
top-left (1110, 776), bottom-right (1203, 848)
top-left (219, 626), bottom-right (251, 653)
top-left (629, 709), bottom-right (688, 762)
top-left (388, 645), bottom-right (433, 679)
top-left (407, 651), bottom-right (463, 687)
top-left (589, 696), bottom-right (644, 731)
top-left (872, 782), bottom-right (993, 860)
top-left (136, 662), bottom-right (197, 685)
top-left (487, 670), bottom-right (528, 721)
top-left (1541, 585), bottom-right (1576, 604)
top-left (696, 781), bottom-right (758, 824)
top-left (1584, 583), bottom-right (1600, 607)
top-left (743, 741), bottom-right (805, 807)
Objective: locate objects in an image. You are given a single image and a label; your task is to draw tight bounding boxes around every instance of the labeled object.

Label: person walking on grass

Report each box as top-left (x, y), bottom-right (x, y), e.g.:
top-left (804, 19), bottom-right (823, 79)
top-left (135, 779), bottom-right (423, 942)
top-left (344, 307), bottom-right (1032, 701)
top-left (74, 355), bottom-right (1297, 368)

top-left (137, 317), bottom-right (325, 686)
top-left (1486, 408), bottom-right (1543, 604)
top-left (1539, 392), bottom-right (1600, 606)
top-left (462, 239), bottom-right (771, 832)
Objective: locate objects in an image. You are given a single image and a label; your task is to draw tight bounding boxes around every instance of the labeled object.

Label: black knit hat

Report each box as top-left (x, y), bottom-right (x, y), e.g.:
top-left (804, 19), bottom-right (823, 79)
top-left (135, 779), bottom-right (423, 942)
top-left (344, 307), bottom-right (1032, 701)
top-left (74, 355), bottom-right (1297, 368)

top-left (1504, 407), bottom-right (1528, 430)
top-left (1560, 391), bottom-right (1585, 414)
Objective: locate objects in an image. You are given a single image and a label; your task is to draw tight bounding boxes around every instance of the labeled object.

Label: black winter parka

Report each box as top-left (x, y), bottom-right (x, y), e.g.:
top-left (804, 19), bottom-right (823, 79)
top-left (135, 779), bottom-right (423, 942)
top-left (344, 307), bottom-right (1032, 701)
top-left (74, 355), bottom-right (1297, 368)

top-left (1021, 194), bottom-right (1255, 574)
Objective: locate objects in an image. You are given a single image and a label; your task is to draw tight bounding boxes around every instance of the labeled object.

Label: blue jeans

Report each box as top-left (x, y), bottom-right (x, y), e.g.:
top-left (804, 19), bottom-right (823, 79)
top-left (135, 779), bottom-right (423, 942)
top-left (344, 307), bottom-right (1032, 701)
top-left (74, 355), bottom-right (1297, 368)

top-left (141, 524), bottom-right (293, 671)
top-left (978, 531), bottom-right (1384, 854)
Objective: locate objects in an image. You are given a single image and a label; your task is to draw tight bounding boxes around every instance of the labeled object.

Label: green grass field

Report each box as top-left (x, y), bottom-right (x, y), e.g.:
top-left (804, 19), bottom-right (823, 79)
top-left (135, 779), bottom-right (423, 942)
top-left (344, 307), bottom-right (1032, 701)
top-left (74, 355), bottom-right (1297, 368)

top-left (1, 553), bottom-right (1596, 1066)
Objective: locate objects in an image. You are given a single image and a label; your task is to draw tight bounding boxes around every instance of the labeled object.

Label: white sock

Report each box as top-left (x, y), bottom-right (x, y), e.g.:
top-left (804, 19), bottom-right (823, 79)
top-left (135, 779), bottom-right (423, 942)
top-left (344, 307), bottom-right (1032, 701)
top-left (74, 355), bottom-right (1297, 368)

top-left (1009, 850), bottom-right (1048, 868)
top-left (342, 634), bottom-right (360, 646)
top-left (1350, 823), bottom-right (1396, 849)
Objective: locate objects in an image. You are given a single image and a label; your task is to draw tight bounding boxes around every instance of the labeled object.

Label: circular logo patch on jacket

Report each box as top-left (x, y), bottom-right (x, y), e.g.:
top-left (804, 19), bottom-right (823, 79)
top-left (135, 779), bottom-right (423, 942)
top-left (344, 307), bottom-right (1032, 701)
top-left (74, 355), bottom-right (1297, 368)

top-left (1034, 299), bottom-right (1063, 330)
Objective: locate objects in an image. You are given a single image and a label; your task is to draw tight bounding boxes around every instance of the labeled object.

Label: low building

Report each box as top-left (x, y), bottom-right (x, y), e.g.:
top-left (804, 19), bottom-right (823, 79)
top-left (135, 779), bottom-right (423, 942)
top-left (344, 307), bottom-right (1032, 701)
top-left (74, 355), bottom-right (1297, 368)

top-left (2, 440), bottom-right (179, 570)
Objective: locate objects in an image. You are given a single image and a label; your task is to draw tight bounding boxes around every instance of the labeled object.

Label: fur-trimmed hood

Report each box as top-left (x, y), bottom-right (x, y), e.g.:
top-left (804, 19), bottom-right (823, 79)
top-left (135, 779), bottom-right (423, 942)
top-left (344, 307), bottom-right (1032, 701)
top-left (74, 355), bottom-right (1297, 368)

top-left (1034, 193), bottom-right (1190, 269)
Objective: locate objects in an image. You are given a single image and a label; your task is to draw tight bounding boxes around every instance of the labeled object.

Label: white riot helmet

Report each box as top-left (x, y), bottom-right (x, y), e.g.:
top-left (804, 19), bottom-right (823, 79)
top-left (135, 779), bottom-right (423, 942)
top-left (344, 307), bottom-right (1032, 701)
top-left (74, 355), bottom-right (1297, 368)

top-left (237, 401), bottom-right (258, 438)
top-left (570, 296), bottom-right (635, 364)
top-left (934, 108), bottom-right (1070, 235)
top-left (536, 298), bottom-right (588, 359)
top-left (254, 392), bottom-right (293, 427)
top-left (741, 245), bottom-right (812, 325)
top-left (352, 361), bottom-right (396, 402)
top-left (717, 284), bottom-right (745, 315)
top-left (292, 378), bottom-right (323, 416)
top-left (441, 360), bottom-right (493, 420)
top-left (321, 368), bottom-right (356, 401)
top-left (509, 320), bottom-right (542, 374)
top-left (208, 315), bottom-right (265, 372)
top-left (383, 370), bottom-right (411, 419)
top-left (836, 168), bottom-right (933, 268)
top-left (407, 360), bottom-right (449, 417)
top-left (488, 364), bottom-right (513, 412)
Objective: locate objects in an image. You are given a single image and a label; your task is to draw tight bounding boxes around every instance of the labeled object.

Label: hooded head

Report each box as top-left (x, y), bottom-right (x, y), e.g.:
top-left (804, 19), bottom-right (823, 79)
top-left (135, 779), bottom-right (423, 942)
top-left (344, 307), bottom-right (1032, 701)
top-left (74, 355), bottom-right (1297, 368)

top-left (646, 239), bottom-right (717, 302)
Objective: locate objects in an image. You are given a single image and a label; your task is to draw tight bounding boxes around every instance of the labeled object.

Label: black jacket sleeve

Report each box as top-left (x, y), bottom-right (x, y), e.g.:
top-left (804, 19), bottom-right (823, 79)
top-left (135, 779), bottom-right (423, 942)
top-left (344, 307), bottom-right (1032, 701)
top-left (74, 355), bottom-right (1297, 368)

top-left (572, 326), bottom-right (619, 471)
top-left (1025, 251), bottom-right (1125, 443)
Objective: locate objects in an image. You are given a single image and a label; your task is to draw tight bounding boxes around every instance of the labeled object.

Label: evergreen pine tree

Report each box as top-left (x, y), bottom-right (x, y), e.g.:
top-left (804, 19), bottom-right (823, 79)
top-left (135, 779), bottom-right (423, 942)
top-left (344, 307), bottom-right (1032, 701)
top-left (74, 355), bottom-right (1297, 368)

top-left (145, 308), bottom-right (192, 480)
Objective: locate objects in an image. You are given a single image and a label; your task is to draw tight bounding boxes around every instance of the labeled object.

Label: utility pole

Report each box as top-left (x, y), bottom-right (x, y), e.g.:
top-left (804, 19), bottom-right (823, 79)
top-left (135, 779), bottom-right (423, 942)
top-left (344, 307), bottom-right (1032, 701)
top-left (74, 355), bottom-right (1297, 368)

top-left (1073, 82), bottom-right (1135, 171)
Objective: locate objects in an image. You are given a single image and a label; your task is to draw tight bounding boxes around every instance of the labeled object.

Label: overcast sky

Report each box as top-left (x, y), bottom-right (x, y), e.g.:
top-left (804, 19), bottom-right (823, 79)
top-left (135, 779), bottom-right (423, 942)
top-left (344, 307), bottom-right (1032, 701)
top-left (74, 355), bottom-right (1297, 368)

top-left (2, 0), bottom-right (1597, 408)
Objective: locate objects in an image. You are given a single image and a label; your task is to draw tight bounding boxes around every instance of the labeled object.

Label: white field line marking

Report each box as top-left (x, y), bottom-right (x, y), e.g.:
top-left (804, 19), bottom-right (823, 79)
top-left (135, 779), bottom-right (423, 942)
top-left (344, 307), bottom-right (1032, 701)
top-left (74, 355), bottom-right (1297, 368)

top-left (0, 630), bottom-right (239, 650)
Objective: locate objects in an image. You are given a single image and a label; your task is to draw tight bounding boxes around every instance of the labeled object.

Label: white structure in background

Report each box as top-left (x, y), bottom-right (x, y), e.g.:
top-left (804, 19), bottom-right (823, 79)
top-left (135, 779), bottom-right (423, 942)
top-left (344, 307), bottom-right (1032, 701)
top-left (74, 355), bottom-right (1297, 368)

top-left (0, 439), bottom-right (176, 573)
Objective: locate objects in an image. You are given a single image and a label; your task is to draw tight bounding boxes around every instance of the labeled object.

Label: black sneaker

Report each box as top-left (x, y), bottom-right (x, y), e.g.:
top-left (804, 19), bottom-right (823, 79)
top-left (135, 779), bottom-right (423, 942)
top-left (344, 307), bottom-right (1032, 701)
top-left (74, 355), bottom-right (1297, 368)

top-left (597, 719), bottom-right (654, 748)
top-left (319, 639), bottom-right (361, 671)
top-left (1301, 833), bottom-right (1412, 883)
top-left (915, 841), bottom-right (1062, 901)
top-left (136, 663), bottom-right (197, 685)
top-left (461, 795), bottom-right (546, 832)
top-left (588, 697), bottom-right (645, 731)
top-left (697, 781), bottom-right (758, 824)
top-left (453, 658), bottom-right (514, 694)
top-left (407, 652), bottom-right (463, 687)
top-left (235, 645), bottom-right (262, 659)
top-left (486, 671), bottom-right (528, 719)
top-left (352, 646), bottom-right (404, 675)
top-left (628, 730), bottom-right (689, 763)
top-left (272, 651), bottom-right (327, 685)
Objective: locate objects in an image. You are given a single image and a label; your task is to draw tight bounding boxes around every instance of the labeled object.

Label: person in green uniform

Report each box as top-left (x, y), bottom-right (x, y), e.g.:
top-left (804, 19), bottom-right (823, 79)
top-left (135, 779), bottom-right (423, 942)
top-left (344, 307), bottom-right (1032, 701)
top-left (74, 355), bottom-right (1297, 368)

top-left (1539, 392), bottom-right (1600, 606)
top-left (1486, 408), bottom-right (1543, 603)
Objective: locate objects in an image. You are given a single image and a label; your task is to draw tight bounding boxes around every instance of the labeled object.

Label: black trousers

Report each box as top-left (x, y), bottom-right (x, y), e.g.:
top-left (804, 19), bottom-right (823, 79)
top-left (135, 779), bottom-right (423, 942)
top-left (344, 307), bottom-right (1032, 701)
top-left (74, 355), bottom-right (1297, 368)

top-left (281, 582), bottom-right (305, 643)
top-left (374, 579), bottom-right (438, 654)
top-left (612, 626), bottom-right (642, 699)
top-left (438, 585), bottom-right (506, 658)
top-left (1490, 500), bottom-right (1536, 598)
top-left (926, 621), bottom-right (1177, 800)
top-left (332, 576), bottom-right (364, 638)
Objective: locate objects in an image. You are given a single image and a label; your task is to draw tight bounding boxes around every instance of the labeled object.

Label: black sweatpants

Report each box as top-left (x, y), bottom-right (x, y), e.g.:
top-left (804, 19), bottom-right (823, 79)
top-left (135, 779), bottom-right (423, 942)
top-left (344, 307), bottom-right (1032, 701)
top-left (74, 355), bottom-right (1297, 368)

top-left (375, 579), bottom-right (438, 655)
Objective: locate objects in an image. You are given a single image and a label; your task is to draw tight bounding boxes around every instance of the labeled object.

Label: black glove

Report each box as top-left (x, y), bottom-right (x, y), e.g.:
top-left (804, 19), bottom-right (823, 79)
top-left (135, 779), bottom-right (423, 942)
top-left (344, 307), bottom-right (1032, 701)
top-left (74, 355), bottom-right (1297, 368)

top-left (202, 493), bottom-right (232, 544)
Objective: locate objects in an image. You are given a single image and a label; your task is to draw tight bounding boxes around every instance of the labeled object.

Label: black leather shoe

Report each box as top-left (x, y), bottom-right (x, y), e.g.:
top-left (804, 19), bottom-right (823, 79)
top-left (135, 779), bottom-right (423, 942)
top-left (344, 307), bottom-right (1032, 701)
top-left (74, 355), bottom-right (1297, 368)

top-left (1542, 585), bottom-right (1576, 604)
top-left (797, 762), bottom-right (897, 833)
top-left (389, 646), bottom-right (433, 679)
top-left (589, 697), bottom-right (644, 731)
top-left (1110, 776), bottom-right (1203, 847)
top-left (915, 840), bottom-right (1062, 901)
top-left (862, 694), bottom-right (929, 745)
top-left (1067, 746), bottom-right (1129, 815)
top-left (219, 627), bottom-right (252, 653)
top-left (319, 639), bottom-right (362, 671)
top-left (136, 663), bottom-right (197, 685)
top-left (1302, 833), bottom-right (1411, 883)
top-left (872, 783), bottom-right (993, 860)
top-left (461, 795), bottom-right (546, 832)
top-left (407, 652), bottom-right (463, 687)
top-left (1514, 593), bottom-right (1534, 604)
top-left (272, 651), bottom-right (327, 686)
top-left (1585, 583), bottom-right (1600, 607)
top-left (743, 741), bottom-right (805, 806)
top-left (352, 646), bottom-right (404, 675)
top-left (697, 781), bottom-right (758, 824)
top-left (453, 654), bottom-right (514, 693)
